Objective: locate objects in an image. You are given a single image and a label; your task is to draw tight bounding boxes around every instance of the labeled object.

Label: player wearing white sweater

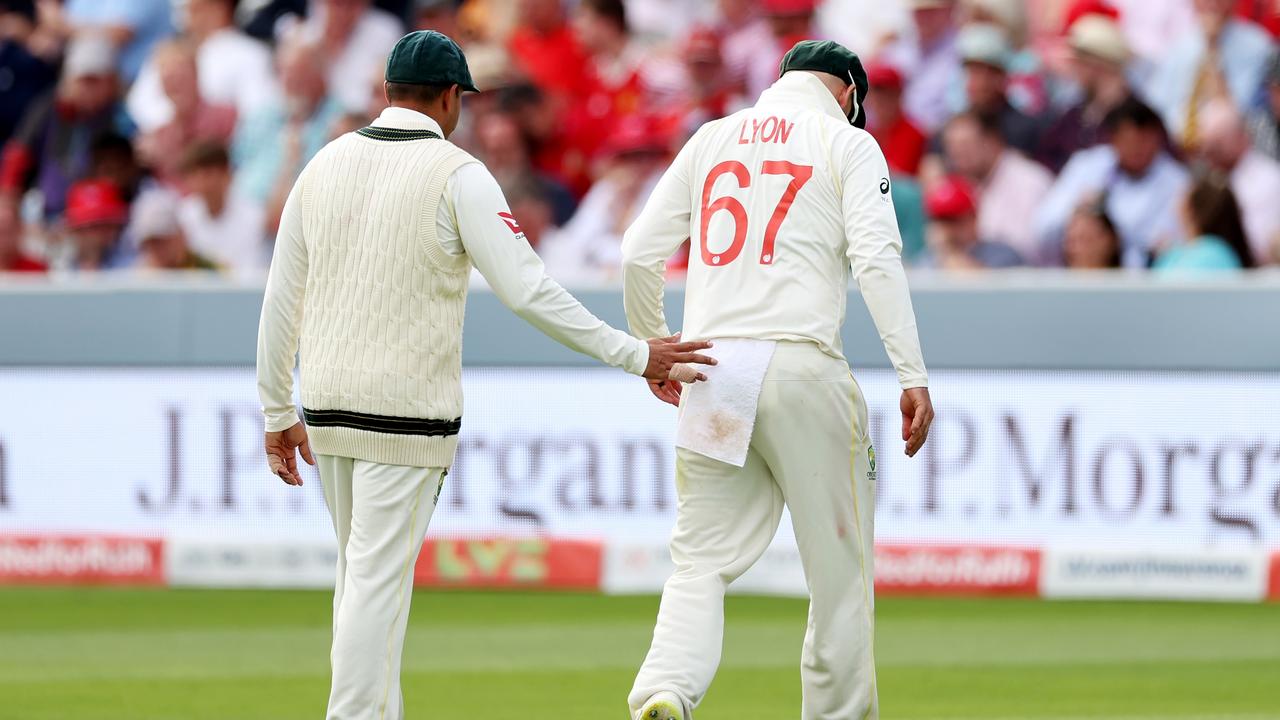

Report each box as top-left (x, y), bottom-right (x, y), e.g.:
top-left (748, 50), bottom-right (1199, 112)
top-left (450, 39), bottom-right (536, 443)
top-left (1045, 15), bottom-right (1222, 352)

top-left (255, 31), bottom-right (714, 720)
top-left (622, 41), bottom-right (935, 720)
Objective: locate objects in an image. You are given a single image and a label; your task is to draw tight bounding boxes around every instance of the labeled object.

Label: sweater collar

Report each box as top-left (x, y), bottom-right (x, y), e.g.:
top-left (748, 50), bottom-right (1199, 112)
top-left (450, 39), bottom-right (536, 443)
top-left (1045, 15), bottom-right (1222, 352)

top-left (756, 72), bottom-right (850, 125)
top-left (372, 106), bottom-right (446, 137)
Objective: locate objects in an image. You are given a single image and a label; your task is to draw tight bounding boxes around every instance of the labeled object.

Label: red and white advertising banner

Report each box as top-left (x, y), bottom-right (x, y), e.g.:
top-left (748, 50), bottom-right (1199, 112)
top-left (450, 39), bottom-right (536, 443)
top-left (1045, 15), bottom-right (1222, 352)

top-left (0, 534), bottom-right (164, 585)
top-left (414, 537), bottom-right (602, 590)
top-left (1039, 547), bottom-right (1270, 601)
top-left (874, 544), bottom-right (1040, 596)
top-left (167, 536), bottom-right (604, 591)
top-left (1, 368), bottom-right (1278, 599)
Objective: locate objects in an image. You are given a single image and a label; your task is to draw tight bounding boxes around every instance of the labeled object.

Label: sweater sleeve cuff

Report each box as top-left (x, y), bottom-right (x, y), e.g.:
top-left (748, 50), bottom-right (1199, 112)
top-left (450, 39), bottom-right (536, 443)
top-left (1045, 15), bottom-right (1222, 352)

top-left (264, 408), bottom-right (302, 433)
top-left (626, 337), bottom-right (650, 377)
top-left (898, 375), bottom-right (929, 390)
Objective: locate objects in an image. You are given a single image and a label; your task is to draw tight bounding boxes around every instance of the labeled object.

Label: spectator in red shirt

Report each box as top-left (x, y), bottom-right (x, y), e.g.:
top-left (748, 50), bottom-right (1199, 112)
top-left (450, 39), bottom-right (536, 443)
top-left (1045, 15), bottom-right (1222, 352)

top-left (507, 0), bottom-right (590, 103)
top-left (574, 0), bottom-right (645, 111)
top-left (0, 196), bottom-right (45, 273)
top-left (568, 0), bottom-right (648, 177)
top-left (864, 61), bottom-right (928, 176)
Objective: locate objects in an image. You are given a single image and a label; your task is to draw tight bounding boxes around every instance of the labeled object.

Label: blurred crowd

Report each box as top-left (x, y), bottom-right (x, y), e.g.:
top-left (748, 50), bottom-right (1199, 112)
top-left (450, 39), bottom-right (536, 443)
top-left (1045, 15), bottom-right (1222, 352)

top-left (1, 0), bottom-right (1278, 279)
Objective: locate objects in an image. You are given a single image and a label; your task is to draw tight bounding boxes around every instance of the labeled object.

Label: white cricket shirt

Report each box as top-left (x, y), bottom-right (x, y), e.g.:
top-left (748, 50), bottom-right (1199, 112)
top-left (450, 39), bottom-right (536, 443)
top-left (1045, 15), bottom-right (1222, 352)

top-left (622, 71), bottom-right (928, 389)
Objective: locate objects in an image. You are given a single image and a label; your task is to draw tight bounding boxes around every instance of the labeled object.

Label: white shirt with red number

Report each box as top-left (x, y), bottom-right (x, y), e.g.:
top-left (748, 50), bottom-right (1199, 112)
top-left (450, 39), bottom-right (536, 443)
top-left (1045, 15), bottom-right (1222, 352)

top-left (621, 71), bottom-right (928, 389)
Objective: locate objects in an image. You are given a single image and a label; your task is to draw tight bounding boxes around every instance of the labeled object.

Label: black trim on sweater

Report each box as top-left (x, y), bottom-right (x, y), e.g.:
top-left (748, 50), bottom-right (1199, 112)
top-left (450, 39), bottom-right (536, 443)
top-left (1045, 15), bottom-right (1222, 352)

top-left (302, 408), bottom-right (461, 436)
top-left (355, 126), bottom-right (442, 141)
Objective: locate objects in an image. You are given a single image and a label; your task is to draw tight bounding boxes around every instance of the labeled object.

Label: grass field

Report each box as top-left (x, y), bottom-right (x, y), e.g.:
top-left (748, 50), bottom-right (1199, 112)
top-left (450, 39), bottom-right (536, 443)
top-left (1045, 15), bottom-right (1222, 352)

top-left (2, 588), bottom-right (1278, 720)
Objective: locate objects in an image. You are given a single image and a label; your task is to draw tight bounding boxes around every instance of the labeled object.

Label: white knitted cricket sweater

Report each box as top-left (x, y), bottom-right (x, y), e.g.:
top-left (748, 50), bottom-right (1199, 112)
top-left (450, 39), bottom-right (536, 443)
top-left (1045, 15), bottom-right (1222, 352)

top-left (292, 127), bottom-right (476, 467)
top-left (259, 110), bottom-right (652, 468)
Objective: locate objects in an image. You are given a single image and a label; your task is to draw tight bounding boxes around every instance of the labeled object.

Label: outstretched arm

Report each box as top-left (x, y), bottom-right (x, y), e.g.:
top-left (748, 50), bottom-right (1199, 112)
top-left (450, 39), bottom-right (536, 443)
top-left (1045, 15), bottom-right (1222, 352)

top-left (842, 135), bottom-right (933, 456)
top-left (451, 164), bottom-right (714, 380)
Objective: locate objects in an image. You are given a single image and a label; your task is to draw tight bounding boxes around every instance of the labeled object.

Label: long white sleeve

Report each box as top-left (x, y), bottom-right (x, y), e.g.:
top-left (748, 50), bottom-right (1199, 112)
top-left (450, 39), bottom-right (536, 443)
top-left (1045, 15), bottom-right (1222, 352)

top-left (842, 136), bottom-right (928, 389)
top-left (444, 163), bottom-right (650, 376)
top-left (256, 179), bottom-right (308, 432)
top-left (620, 132), bottom-right (698, 340)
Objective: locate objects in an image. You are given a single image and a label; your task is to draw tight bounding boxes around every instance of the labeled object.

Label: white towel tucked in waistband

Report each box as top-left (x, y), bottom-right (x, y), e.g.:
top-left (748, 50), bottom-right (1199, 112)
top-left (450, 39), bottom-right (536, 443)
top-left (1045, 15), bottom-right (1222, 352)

top-left (675, 338), bottom-right (777, 467)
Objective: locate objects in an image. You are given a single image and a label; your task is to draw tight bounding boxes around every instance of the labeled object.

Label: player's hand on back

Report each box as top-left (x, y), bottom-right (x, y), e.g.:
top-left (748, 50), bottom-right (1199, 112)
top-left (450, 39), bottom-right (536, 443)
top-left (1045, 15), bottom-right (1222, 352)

top-left (643, 334), bottom-right (716, 383)
top-left (900, 387), bottom-right (934, 457)
top-left (264, 422), bottom-right (316, 486)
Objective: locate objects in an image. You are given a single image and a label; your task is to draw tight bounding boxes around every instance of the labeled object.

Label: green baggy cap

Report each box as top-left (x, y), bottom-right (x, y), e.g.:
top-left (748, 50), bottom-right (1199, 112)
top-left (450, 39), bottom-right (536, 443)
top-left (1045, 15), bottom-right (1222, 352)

top-left (385, 30), bottom-right (479, 92)
top-left (779, 39), bottom-right (869, 129)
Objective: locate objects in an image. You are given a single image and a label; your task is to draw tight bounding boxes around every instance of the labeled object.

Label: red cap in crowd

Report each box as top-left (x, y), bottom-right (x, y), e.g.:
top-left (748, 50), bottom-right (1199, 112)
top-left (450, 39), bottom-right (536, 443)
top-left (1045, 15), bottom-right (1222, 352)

top-left (65, 179), bottom-right (129, 230)
top-left (865, 61), bottom-right (904, 92)
top-left (925, 176), bottom-right (978, 220)
top-left (761, 0), bottom-right (818, 17)
top-left (1061, 0), bottom-right (1121, 34)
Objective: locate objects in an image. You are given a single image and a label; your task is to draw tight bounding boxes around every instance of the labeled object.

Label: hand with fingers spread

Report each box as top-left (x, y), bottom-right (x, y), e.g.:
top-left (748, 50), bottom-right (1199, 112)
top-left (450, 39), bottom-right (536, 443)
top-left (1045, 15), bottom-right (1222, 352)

top-left (900, 387), bottom-right (934, 457)
top-left (265, 422), bottom-right (316, 486)
top-left (643, 334), bottom-right (716, 383)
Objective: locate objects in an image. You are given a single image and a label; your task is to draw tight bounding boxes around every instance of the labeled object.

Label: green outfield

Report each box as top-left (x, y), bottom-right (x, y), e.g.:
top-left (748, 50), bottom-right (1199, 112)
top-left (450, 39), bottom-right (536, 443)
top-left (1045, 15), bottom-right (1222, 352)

top-left (2, 588), bottom-right (1278, 720)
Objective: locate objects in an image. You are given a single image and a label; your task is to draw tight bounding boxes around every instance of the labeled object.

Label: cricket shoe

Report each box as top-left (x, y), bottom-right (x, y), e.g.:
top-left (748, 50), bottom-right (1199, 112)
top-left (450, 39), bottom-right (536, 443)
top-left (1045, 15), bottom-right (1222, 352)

top-left (636, 691), bottom-right (684, 720)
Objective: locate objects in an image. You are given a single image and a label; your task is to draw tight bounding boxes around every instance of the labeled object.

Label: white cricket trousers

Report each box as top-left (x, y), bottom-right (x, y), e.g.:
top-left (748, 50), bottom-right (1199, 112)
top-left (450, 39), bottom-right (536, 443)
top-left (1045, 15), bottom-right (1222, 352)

top-left (316, 455), bottom-right (445, 720)
top-left (629, 341), bottom-right (878, 720)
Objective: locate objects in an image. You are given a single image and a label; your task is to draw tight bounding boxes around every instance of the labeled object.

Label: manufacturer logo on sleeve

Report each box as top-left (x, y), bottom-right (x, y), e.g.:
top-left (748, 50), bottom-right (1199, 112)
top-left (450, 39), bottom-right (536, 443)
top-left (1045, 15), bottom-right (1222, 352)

top-left (879, 178), bottom-right (890, 195)
top-left (497, 212), bottom-right (523, 235)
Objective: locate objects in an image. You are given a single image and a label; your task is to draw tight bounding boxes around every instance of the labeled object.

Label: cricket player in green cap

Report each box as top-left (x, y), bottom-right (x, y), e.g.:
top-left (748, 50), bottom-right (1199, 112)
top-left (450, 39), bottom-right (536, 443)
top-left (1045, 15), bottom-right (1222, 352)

top-left (622, 40), bottom-right (934, 720)
top-left (256, 30), bottom-right (716, 720)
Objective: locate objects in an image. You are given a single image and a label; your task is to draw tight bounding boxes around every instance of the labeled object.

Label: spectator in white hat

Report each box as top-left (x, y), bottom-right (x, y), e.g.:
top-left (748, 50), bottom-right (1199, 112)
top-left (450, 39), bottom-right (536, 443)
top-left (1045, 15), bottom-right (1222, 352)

top-left (1038, 14), bottom-right (1134, 171)
top-left (57, 0), bottom-right (174, 83)
top-left (961, 0), bottom-right (1048, 115)
top-left (955, 22), bottom-right (1044, 156)
top-left (129, 188), bottom-right (218, 271)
